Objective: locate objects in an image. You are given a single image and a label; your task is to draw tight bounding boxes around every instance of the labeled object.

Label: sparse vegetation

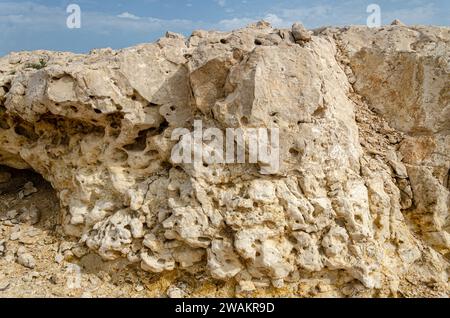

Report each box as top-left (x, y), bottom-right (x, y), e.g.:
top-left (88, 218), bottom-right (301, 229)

top-left (26, 58), bottom-right (47, 70)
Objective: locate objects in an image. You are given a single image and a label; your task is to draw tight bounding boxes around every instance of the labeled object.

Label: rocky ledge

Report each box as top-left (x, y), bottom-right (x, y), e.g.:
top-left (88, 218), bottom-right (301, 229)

top-left (0, 21), bottom-right (448, 297)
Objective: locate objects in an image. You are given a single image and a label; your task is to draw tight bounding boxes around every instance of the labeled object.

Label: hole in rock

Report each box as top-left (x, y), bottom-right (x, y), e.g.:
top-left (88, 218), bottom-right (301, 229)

top-left (111, 148), bottom-right (129, 162)
top-left (198, 237), bottom-right (211, 243)
top-left (354, 214), bottom-right (363, 224)
top-left (145, 150), bottom-right (159, 158)
top-left (254, 39), bottom-right (262, 45)
top-left (313, 106), bottom-right (326, 118)
top-left (14, 124), bottom-right (39, 141)
top-left (123, 129), bottom-right (150, 152)
top-left (157, 119), bottom-right (169, 134)
top-left (0, 165), bottom-right (60, 230)
top-left (241, 116), bottom-right (249, 125)
top-left (289, 148), bottom-right (300, 156)
top-left (159, 161), bottom-right (172, 172)
top-left (0, 113), bottom-right (10, 130)
top-left (2, 83), bottom-right (11, 93)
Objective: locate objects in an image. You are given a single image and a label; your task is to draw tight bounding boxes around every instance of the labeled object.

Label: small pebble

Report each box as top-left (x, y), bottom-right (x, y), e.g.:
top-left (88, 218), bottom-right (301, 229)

top-left (5, 254), bottom-right (15, 263)
top-left (6, 210), bottom-right (18, 220)
top-left (59, 242), bottom-right (75, 253)
top-left (135, 284), bottom-right (144, 292)
top-left (7, 210), bottom-right (18, 218)
top-left (237, 280), bottom-right (256, 293)
top-left (271, 278), bottom-right (284, 289)
top-left (54, 253), bottom-right (64, 264)
top-left (18, 205), bottom-right (40, 225)
top-left (18, 182), bottom-right (38, 199)
top-left (167, 286), bottom-right (186, 298)
top-left (17, 248), bottom-right (36, 269)
top-left (81, 291), bottom-right (92, 298)
top-left (72, 246), bottom-right (89, 258)
top-left (10, 230), bottom-right (22, 241)
top-left (0, 280), bottom-right (10, 291)
top-left (19, 236), bottom-right (39, 245)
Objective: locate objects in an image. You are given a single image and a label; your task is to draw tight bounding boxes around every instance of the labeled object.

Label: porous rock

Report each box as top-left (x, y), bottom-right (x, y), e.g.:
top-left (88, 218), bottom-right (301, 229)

top-left (0, 22), bottom-right (448, 296)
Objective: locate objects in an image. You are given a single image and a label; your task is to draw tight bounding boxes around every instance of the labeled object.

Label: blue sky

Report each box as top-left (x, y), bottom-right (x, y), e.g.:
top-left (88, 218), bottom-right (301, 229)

top-left (0, 0), bottom-right (448, 56)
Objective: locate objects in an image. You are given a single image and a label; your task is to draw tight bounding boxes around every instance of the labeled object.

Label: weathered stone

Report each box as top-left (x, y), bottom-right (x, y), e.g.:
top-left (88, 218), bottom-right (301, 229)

top-left (0, 279), bottom-right (10, 291)
top-left (167, 285), bottom-right (187, 298)
top-left (0, 23), bottom-right (448, 296)
top-left (292, 23), bottom-right (312, 42)
top-left (18, 205), bottom-right (40, 225)
top-left (21, 181), bottom-right (38, 197)
top-left (16, 247), bottom-right (36, 269)
top-left (207, 239), bottom-right (243, 279)
top-left (391, 19), bottom-right (406, 26)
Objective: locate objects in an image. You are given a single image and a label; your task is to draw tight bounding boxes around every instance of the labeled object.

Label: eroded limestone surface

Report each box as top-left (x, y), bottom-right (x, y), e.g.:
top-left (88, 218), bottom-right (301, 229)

top-left (0, 21), bottom-right (448, 297)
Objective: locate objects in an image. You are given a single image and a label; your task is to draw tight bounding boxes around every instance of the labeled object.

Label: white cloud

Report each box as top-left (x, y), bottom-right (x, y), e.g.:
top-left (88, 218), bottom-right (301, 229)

top-left (0, 2), bottom-right (66, 30)
top-left (217, 17), bottom-right (253, 30)
top-left (215, 0), bottom-right (227, 8)
top-left (263, 14), bottom-right (286, 28)
top-left (272, 5), bottom-right (335, 27)
top-left (117, 12), bottom-right (140, 20)
top-left (267, 1), bottom-right (443, 28)
top-left (382, 4), bottom-right (438, 25)
top-left (0, 2), bottom-right (197, 35)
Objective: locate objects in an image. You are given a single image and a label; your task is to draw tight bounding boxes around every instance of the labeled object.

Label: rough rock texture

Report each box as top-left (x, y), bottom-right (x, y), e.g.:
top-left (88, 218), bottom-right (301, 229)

top-left (0, 22), bottom-right (448, 297)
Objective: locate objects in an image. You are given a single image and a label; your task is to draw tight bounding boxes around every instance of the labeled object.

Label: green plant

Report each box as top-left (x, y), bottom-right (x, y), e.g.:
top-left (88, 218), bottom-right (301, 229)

top-left (26, 58), bottom-right (47, 70)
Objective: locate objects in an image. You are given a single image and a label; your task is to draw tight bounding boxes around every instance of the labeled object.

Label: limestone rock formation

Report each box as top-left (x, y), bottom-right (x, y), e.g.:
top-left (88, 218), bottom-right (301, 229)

top-left (0, 22), bottom-right (448, 297)
top-left (292, 23), bottom-right (312, 43)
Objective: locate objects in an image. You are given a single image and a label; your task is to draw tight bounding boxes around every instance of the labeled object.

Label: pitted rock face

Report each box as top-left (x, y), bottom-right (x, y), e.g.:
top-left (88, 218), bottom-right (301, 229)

top-left (0, 22), bottom-right (448, 296)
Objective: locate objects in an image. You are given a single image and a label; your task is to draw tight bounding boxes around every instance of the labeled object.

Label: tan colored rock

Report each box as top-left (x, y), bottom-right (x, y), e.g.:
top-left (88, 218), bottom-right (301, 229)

top-left (391, 19), bottom-right (406, 26)
top-left (0, 23), bottom-right (448, 296)
top-left (16, 247), bottom-right (36, 269)
top-left (292, 23), bottom-right (312, 42)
